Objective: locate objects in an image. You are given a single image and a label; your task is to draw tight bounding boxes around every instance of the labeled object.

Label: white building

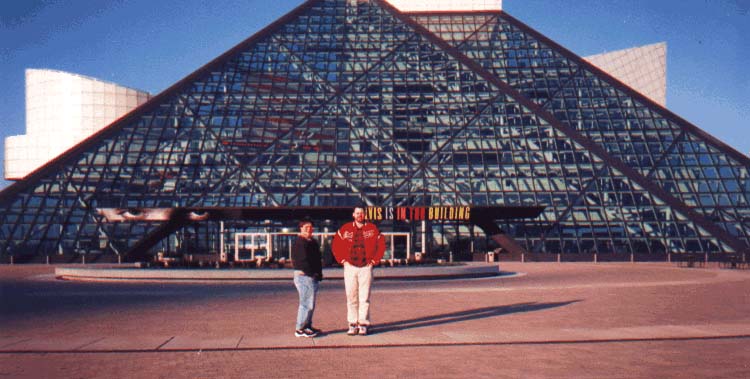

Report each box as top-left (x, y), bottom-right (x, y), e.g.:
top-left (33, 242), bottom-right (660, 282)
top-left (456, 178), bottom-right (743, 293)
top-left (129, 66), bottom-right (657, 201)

top-left (4, 69), bottom-right (150, 180)
top-left (584, 42), bottom-right (667, 106)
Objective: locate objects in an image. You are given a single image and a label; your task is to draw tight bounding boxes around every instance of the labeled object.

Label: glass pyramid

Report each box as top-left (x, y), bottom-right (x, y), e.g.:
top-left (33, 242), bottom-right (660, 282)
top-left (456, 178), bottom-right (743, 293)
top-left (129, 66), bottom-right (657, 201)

top-left (0, 0), bottom-right (747, 261)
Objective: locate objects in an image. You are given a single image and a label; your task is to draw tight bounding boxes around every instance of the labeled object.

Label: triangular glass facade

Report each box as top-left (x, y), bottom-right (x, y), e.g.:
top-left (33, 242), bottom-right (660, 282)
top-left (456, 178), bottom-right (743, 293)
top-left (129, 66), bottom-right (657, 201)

top-left (1, 0), bottom-right (747, 261)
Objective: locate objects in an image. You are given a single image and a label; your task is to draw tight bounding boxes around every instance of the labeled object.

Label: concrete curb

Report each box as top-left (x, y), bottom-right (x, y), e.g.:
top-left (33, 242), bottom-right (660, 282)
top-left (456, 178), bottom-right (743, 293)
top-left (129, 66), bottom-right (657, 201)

top-left (55, 262), bottom-right (503, 282)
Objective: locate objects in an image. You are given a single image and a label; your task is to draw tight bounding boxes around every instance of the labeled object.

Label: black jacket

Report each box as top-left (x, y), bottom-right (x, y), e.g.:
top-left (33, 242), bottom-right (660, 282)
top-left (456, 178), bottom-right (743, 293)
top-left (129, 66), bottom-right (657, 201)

top-left (291, 236), bottom-right (323, 280)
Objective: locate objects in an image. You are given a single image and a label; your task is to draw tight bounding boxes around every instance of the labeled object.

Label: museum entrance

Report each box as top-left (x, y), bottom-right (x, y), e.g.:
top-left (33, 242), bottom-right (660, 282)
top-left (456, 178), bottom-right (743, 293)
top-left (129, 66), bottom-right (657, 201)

top-left (96, 205), bottom-right (544, 263)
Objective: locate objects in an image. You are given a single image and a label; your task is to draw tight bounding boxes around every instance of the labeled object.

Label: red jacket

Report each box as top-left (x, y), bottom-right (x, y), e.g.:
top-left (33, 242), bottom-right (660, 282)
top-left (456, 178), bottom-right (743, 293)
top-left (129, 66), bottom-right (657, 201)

top-left (332, 221), bottom-right (386, 267)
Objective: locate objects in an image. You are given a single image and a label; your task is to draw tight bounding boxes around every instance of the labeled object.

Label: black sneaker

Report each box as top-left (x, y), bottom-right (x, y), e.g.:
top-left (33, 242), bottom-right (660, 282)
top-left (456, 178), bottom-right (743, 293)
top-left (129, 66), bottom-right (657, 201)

top-left (302, 327), bottom-right (319, 337)
top-left (295, 328), bottom-right (317, 338)
top-left (307, 326), bottom-right (323, 335)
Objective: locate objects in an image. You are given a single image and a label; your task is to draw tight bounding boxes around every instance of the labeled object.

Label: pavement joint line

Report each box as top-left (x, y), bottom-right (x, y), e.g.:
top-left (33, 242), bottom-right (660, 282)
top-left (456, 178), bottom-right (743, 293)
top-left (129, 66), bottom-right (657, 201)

top-left (155, 336), bottom-right (175, 350)
top-left (26, 290), bottom-right (192, 297)
top-left (1, 334), bottom-right (749, 355)
top-left (379, 281), bottom-right (707, 294)
top-left (377, 275), bottom-right (750, 294)
top-left (235, 336), bottom-right (244, 349)
top-left (0, 338), bottom-right (32, 349)
top-left (74, 337), bottom-right (106, 351)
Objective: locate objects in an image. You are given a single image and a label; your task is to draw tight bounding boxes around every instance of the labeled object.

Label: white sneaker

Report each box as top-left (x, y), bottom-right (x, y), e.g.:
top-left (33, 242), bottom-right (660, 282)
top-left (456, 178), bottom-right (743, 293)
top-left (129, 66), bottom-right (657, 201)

top-left (358, 325), bottom-right (368, 336)
top-left (347, 324), bottom-right (359, 336)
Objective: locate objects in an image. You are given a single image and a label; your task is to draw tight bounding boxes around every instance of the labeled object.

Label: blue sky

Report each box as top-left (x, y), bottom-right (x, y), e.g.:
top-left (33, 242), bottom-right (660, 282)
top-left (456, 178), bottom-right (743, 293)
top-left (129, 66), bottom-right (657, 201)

top-left (1, 0), bottom-right (748, 190)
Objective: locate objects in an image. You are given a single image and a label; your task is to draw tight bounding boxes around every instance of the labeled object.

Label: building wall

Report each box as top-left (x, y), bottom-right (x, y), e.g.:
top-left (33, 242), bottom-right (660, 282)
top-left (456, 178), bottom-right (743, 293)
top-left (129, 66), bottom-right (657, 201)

top-left (0, 0), bottom-right (745, 260)
top-left (4, 69), bottom-right (150, 180)
top-left (4, 25), bottom-right (667, 182)
top-left (584, 42), bottom-right (667, 106)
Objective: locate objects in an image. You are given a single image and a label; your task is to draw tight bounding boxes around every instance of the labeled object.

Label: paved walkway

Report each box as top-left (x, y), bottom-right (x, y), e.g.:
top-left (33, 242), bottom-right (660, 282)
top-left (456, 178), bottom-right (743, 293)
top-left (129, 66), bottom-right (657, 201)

top-left (1, 262), bottom-right (749, 378)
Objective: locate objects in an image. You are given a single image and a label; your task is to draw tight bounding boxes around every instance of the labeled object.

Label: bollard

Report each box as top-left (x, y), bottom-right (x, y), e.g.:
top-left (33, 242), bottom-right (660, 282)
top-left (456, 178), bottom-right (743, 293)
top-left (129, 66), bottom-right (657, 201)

top-left (10, 256), bottom-right (14, 265)
top-left (594, 253), bottom-right (597, 263)
top-left (521, 253), bottom-right (525, 263)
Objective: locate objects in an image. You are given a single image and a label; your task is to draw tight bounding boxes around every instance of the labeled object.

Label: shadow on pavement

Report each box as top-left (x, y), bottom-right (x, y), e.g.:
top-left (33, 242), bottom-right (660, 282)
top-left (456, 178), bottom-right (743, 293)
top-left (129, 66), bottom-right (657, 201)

top-left (323, 301), bottom-right (580, 336)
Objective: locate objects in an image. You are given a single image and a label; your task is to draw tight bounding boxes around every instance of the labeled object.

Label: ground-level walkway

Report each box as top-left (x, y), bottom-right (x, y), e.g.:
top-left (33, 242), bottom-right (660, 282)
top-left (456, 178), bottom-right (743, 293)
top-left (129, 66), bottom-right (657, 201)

top-left (1, 262), bottom-right (748, 378)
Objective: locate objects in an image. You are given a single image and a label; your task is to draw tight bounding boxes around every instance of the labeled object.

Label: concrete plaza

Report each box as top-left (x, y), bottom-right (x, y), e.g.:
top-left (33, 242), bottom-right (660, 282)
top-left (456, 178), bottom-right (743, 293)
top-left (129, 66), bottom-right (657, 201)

top-left (1, 262), bottom-right (749, 378)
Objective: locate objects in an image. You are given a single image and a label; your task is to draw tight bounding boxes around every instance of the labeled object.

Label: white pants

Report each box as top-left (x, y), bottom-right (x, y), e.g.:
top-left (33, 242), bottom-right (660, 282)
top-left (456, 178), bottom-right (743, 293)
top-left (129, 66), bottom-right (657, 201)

top-left (343, 263), bottom-right (373, 325)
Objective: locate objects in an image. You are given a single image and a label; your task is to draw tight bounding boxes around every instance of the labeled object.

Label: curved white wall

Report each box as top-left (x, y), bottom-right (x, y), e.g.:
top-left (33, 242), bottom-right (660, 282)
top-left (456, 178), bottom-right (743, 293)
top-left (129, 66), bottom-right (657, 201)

top-left (4, 69), bottom-right (150, 180)
top-left (584, 42), bottom-right (667, 106)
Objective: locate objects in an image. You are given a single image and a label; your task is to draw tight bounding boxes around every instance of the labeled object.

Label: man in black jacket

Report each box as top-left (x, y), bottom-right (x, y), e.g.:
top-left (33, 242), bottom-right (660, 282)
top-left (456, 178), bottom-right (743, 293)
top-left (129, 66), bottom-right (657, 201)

top-left (292, 220), bottom-right (323, 337)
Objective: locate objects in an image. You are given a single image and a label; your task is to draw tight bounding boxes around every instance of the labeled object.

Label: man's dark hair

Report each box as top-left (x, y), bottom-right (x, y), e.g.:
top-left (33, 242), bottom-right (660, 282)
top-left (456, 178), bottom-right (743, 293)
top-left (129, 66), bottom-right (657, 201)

top-left (298, 220), bottom-right (313, 229)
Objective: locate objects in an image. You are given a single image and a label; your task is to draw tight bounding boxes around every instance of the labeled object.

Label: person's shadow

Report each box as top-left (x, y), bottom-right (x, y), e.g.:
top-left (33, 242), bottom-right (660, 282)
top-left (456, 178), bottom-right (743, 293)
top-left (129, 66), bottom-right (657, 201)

top-left (322, 300), bottom-right (580, 336)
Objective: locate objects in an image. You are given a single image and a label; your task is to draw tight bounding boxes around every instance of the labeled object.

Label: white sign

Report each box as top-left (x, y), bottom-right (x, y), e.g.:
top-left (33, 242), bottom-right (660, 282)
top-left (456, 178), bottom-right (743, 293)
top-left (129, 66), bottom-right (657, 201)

top-left (385, 0), bottom-right (502, 12)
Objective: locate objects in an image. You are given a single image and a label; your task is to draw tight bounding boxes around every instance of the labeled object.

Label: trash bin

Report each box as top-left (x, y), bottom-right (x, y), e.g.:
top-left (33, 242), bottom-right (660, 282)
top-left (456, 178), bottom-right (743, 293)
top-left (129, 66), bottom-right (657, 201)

top-left (487, 252), bottom-right (495, 262)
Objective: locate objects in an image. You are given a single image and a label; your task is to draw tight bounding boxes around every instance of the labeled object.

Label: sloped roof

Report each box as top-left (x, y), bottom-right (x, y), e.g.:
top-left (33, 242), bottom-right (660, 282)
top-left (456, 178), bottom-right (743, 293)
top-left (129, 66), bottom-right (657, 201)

top-left (0, 0), bottom-right (747, 258)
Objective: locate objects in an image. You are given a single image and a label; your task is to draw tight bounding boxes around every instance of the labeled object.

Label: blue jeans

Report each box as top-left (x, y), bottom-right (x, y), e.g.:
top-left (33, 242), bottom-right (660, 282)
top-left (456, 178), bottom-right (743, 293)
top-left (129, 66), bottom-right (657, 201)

top-left (294, 273), bottom-right (319, 330)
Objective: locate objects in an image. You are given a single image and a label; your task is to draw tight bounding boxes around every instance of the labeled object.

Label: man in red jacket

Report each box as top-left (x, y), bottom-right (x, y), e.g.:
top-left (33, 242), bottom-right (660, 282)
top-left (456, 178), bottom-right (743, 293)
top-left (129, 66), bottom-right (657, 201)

top-left (332, 207), bottom-right (385, 336)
